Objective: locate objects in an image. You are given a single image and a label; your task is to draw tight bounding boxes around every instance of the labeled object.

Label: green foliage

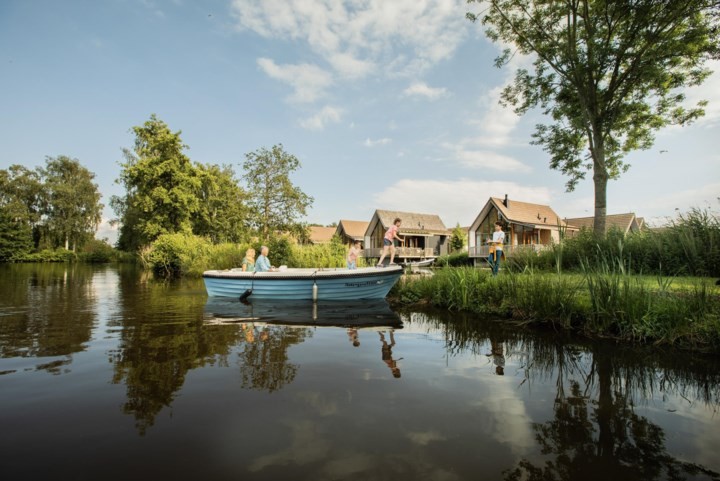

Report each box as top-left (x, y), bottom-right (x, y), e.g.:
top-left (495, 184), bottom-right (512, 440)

top-left (267, 236), bottom-right (293, 267)
top-left (193, 163), bottom-right (250, 243)
top-left (112, 115), bottom-right (201, 251)
top-left (41, 155), bottom-right (103, 251)
top-left (392, 266), bottom-right (720, 348)
top-left (435, 251), bottom-right (473, 267)
top-left (143, 233), bottom-right (212, 277)
top-left (467, 0), bottom-right (719, 234)
top-left (449, 223), bottom-right (467, 252)
top-left (242, 144), bottom-right (314, 240)
top-left (77, 239), bottom-right (116, 263)
top-left (0, 208), bottom-right (33, 261)
top-left (19, 248), bottom-right (77, 263)
top-left (505, 208), bottom-right (720, 277)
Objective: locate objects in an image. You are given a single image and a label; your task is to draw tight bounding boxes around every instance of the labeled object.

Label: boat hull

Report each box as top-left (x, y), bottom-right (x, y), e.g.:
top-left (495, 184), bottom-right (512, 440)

top-left (203, 266), bottom-right (403, 300)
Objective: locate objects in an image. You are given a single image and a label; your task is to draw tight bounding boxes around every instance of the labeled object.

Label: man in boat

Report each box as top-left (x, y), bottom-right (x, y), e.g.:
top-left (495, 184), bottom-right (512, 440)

top-left (255, 246), bottom-right (276, 272)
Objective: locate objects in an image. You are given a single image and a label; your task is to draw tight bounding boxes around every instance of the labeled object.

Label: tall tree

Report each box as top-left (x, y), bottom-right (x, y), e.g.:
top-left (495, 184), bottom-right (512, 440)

top-left (450, 223), bottom-right (467, 252)
top-left (0, 165), bottom-right (44, 257)
top-left (467, 0), bottom-right (720, 234)
top-left (241, 144), bottom-right (314, 240)
top-left (41, 156), bottom-right (103, 251)
top-left (112, 115), bottom-right (200, 251)
top-left (193, 163), bottom-right (250, 243)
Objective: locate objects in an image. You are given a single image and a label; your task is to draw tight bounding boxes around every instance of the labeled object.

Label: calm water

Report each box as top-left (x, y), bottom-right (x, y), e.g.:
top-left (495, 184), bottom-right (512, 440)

top-left (1, 264), bottom-right (719, 481)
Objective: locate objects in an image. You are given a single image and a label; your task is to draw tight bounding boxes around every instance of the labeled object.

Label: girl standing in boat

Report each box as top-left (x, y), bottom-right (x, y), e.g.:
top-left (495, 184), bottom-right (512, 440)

top-left (377, 218), bottom-right (404, 267)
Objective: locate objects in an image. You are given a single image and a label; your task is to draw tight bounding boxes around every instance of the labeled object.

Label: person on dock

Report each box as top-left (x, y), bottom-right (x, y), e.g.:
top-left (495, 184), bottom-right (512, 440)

top-left (255, 245), bottom-right (276, 272)
top-left (487, 221), bottom-right (505, 276)
top-left (241, 248), bottom-right (256, 272)
top-left (347, 240), bottom-right (361, 270)
top-left (377, 218), bottom-right (404, 267)
top-left (379, 330), bottom-right (401, 378)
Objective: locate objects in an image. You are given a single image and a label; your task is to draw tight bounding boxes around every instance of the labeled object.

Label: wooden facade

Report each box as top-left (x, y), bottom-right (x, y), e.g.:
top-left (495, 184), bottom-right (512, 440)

top-left (363, 209), bottom-right (449, 260)
top-left (468, 196), bottom-right (572, 264)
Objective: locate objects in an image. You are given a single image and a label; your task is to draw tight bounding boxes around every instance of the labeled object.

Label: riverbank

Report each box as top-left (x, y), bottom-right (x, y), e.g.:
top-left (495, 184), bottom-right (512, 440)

top-left (389, 267), bottom-right (720, 351)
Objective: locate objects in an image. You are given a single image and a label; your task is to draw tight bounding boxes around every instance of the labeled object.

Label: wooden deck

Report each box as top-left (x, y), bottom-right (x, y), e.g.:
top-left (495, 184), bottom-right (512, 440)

top-left (362, 247), bottom-right (435, 259)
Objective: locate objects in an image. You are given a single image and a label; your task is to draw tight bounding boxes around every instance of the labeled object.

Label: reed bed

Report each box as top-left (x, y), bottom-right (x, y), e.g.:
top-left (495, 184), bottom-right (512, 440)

top-left (391, 263), bottom-right (720, 350)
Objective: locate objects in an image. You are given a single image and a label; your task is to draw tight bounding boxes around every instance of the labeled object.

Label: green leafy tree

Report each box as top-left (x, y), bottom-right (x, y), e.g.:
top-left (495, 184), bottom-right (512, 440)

top-left (193, 163), bottom-right (250, 243)
top-left (467, 0), bottom-right (720, 235)
top-left (41, 155), bottom-right (103, 251)
top-left (0, 165), bottom-right (44, 258)
top-left (450, 223), bottom-right (467, 252)
top-left (241, 144), bottom-right (314, 240)
top-left (112, 115), bottom-right (200, 251)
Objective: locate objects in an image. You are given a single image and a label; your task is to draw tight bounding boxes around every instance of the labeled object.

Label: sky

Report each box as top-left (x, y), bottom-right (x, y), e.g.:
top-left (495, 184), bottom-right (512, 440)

top-left (1, 0), bottom-right (719, 244)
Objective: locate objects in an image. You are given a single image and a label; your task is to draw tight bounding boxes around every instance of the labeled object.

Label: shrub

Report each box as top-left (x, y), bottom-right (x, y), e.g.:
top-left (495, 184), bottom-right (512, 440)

top-left (145, 233), bottom-right (212, 277)
top-left (78, 239), bottom-right (116, 263)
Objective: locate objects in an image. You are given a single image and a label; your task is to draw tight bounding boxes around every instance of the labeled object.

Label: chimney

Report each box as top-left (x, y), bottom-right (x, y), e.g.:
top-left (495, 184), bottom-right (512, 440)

top-left (503, 194), bottom-right (509, 208)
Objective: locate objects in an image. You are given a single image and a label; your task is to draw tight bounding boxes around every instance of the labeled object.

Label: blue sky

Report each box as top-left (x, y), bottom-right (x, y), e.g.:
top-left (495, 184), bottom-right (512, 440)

top-left (1, 0), bottom-right (719, 243)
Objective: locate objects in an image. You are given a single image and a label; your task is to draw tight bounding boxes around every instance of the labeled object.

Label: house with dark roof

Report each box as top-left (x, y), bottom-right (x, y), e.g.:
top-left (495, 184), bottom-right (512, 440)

top-left (334, 220), bottom-right (369, 247)
top-left (363, 209), bottom-right (449, 260)
top-left (564, 213), bottom-right (644, 236)
top-left (468, 195), bottom-right (574, 264)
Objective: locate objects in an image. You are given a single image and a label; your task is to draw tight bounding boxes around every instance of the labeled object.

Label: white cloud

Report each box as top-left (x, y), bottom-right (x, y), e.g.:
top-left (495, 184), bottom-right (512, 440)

top-left (638, 182), bottom-right (720, 218)
top-left (364, 137), bottom-right (392, 147)
top-left (299, 106), bottom-right (343, 130)
top-left (372, 178), bottom-right (553, 225)
top-left (232, 0), bottom-right (469, 79)
top-left (257, 57), bottom-right (333, 103)
top-left (443, 143), bottom-right (532, 173)
top-left (95, 218), bottom-right (118, 244)
top-left (402, 81), bottom-right (448, 100)
top-left (466, 85), bottom-right (522, 147)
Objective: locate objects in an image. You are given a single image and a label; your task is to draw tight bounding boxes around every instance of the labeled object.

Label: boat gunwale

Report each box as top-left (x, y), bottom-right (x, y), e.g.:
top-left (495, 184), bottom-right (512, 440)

top-left (202, 265), bottom-right (402, 281)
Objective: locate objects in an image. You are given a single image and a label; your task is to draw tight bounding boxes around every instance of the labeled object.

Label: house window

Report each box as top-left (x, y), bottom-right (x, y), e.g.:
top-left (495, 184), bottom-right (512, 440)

top-left (475, 207), bottom-right (506, 246)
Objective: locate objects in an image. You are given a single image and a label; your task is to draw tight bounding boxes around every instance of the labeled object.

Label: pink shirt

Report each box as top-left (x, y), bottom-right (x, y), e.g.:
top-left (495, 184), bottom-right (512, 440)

top-left (385, 224), bottom-right (398, 241)
top-left (348, 246), bottom-right (359, 262)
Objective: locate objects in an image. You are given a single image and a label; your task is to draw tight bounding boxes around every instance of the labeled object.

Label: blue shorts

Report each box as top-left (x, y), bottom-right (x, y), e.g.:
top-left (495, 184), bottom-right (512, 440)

top-left (383, 239), bottom-right (392, 246)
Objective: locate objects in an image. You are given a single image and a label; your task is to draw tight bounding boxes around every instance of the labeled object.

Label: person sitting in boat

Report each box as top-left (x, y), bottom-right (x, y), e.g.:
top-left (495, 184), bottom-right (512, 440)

top-left (254, 245), bottom-right (277, 272)
top-left (241, 248), bottom-right (255, 272)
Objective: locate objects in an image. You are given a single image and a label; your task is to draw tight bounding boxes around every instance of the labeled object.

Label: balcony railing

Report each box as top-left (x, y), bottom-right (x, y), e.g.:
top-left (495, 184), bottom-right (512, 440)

top-left (469, 244), bottom-right (550, 258)
top-left (362, 247), bottom-right (436, 258)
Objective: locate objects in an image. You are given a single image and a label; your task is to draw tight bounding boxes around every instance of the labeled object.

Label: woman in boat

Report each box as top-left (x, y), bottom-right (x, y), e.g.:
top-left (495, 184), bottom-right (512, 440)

top-left (377, 218), bottom-right (404, 267)
top-left (241, 248), bottom-right (255, 272)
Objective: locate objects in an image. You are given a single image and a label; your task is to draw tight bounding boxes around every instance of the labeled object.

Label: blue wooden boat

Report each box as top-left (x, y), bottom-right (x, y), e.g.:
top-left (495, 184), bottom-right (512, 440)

top-left (203, 265), bottom-right (403, 300)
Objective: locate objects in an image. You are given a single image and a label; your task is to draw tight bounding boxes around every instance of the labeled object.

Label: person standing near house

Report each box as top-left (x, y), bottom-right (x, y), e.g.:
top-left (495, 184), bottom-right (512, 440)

top-left (347, 240), bottom-right (361, 269)
top-left (487, 221), bottom-right (505, 276)
top-left (377, 218), bottom-right (404, 267)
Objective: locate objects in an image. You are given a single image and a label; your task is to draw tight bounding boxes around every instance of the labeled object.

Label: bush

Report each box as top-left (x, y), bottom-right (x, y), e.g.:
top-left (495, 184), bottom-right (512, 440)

top-left (78, 239), bottom-right (116, 263)
top-left (435, 251), bottom-right (473, 267)
top-left (144, 233), bottom-right (212, 277)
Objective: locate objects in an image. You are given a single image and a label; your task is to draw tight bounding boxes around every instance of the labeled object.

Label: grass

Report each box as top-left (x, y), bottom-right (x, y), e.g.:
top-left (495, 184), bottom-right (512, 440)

top-left (390, 266), bottom-right (720, 350)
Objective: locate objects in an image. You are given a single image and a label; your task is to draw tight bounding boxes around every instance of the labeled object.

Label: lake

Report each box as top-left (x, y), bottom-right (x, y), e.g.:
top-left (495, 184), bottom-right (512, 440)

top-left (1, 263), bottom-right (718, 481)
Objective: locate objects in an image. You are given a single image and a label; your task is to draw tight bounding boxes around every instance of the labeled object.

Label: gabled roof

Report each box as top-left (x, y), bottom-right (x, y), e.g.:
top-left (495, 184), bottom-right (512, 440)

top-left (491, 197), bottom-right (567, 228)
top-left (308, 226), bottom-right (336, 243)
top-left (565, 213), bottom-right (637, 233)
top-left (335, 220), bottom-right (369, 239)
top-left (372, 209), bottom-right (448, 235)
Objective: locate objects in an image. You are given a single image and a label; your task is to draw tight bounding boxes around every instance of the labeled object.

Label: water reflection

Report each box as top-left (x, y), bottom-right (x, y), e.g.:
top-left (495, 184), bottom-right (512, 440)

top-left (0, 264), bottom-right (99, 373)
top-left (410, 309), bottom-right (720, 480)
top-left (1, 265), bottom-right (719, 480)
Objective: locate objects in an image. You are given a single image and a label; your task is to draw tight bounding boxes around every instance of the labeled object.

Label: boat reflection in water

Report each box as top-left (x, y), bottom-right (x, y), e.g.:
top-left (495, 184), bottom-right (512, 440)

top-left (203, 297), bottom-right (402, 329)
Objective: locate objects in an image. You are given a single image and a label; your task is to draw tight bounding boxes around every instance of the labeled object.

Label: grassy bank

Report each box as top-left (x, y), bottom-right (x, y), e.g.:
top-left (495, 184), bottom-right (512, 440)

top-left (391, 266), bottom-right (720, 350)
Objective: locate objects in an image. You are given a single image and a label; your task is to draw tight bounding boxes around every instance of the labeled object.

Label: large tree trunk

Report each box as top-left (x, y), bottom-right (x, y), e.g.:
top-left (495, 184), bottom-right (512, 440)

top-left (591, 133), bottom-right (608, 236)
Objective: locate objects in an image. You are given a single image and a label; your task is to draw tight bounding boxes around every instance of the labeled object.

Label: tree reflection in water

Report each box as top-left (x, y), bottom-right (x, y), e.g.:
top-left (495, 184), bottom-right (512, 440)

top-left (408, 308), bottom-right (720, 481)
top-left (236, 324), bottom-right (311, 392)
